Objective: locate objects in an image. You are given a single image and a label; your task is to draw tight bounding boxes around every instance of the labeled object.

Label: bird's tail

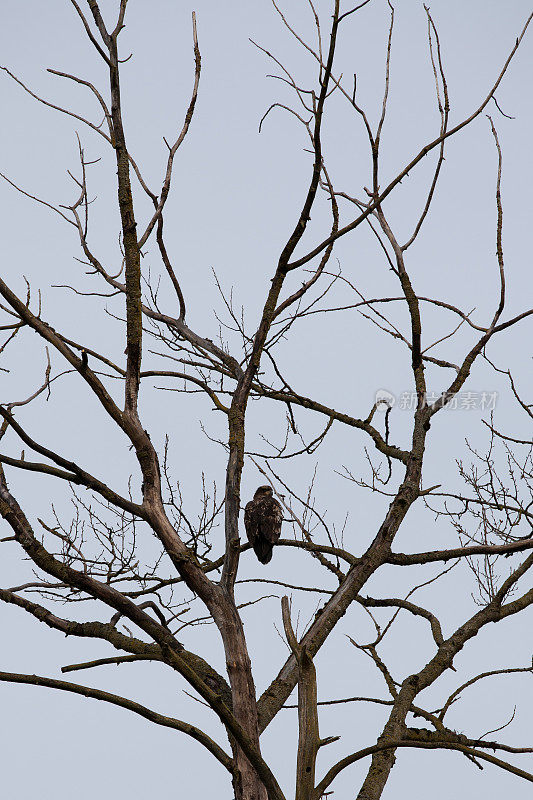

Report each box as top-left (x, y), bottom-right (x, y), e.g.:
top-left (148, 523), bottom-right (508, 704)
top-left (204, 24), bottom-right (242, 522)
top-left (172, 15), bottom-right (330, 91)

top-left (253, 540), bottom-right (273, 564)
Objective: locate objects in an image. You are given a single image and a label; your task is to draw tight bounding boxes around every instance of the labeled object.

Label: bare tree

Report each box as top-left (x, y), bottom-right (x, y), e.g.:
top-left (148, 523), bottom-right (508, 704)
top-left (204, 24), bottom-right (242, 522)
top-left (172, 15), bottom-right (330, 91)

top-left (1, 2), bottom-right (532, 799)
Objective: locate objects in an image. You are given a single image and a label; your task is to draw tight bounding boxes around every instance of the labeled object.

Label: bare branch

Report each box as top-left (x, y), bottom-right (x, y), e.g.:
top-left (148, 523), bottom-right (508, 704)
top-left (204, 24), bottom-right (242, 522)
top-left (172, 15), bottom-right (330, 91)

top-left (0, 670), bottom-right (233, 773)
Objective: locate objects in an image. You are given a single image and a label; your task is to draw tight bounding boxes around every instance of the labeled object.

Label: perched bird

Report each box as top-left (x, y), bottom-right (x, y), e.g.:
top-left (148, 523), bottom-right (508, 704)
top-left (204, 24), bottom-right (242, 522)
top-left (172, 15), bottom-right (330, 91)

top-left (244, 485), bottom-right (283, 564)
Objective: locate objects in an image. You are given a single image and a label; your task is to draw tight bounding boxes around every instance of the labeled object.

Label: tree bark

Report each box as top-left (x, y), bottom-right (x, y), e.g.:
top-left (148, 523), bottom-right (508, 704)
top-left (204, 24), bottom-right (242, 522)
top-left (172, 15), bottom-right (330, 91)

top-left (217, 597), bottom-right (268, 800)
top-left (356, 676), bottom-right (420, 800)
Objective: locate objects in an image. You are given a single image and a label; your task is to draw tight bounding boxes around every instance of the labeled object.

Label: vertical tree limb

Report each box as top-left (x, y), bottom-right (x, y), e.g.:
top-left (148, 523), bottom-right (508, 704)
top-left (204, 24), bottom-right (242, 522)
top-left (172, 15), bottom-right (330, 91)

top-left (282, 596), bottom-right (320, 800)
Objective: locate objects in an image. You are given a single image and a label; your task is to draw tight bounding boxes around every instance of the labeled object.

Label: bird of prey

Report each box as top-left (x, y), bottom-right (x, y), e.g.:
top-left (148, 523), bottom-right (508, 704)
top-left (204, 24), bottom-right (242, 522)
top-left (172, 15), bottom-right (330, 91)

top-left (244, 485), bottom-right (283, 564)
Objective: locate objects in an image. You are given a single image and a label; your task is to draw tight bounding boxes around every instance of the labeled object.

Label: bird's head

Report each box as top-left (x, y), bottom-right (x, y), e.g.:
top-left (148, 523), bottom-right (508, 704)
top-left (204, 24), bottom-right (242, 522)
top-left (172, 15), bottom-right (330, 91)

top-left (254, 485), bottom-right (273, 499)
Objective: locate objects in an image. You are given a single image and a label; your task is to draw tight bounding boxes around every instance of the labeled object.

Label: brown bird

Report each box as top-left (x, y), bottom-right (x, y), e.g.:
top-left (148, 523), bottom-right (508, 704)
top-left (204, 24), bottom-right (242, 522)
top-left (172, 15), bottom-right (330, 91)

top-left (244, 485), bottom-right (283, 564)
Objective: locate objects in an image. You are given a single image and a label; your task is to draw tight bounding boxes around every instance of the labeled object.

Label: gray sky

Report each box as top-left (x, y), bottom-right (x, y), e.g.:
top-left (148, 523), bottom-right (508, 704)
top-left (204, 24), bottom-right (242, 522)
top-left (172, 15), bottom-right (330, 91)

top-left (0, 1), bottom-right (532, 798)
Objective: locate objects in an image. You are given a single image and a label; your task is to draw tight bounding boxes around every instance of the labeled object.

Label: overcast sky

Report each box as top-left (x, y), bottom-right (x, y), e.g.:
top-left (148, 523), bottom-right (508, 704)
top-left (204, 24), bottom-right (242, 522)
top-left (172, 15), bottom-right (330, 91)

top-left (0, 2), bottom-right (532, 798)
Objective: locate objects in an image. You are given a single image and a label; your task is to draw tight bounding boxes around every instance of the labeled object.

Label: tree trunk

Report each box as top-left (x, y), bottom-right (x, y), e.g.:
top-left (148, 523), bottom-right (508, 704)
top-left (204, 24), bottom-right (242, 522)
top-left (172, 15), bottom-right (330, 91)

top-left (216, 597), bottom-right (268, 800)
top-left (356, 676), bottom-right (420, 800)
